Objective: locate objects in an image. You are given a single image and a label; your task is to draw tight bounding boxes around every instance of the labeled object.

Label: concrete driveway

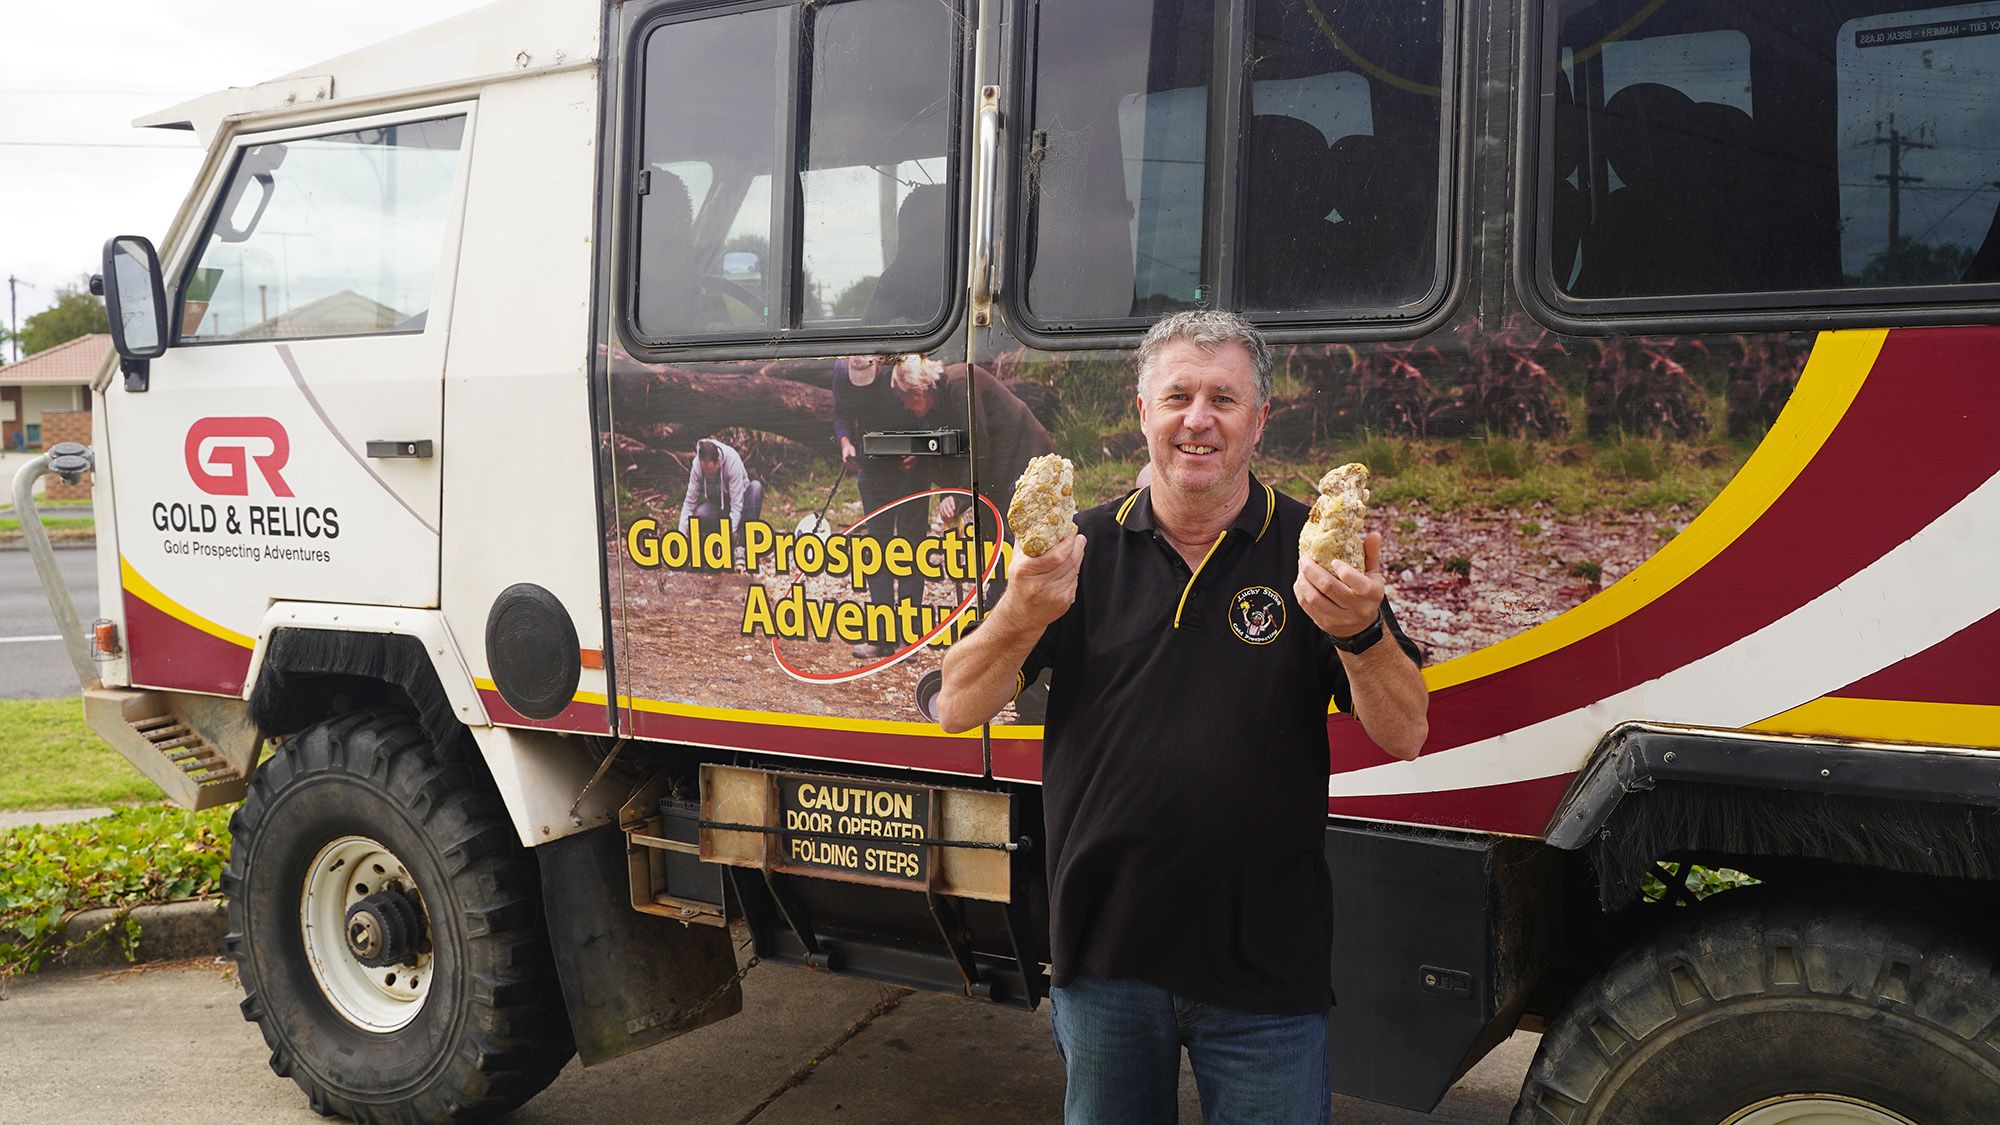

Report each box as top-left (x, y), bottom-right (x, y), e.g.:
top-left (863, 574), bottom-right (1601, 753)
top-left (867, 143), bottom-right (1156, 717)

top-left (0, 959), bottom-right (1536, 1123)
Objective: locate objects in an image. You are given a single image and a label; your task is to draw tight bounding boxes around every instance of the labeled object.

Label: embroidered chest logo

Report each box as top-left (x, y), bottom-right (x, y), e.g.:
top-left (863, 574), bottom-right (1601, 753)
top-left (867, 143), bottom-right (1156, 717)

top-left (1229, 586), bottom-right (1287, 645)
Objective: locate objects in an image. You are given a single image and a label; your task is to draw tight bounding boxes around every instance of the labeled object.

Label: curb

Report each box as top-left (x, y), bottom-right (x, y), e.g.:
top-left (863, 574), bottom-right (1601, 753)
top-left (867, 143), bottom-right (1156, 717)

top-left (41, 898), bottom-right (229, 972)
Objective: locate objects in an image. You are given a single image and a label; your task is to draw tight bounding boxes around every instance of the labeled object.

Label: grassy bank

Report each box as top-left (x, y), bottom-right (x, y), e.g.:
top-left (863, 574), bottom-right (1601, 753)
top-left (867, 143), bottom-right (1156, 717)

top-left (0, 699), bottom-right (163, 810)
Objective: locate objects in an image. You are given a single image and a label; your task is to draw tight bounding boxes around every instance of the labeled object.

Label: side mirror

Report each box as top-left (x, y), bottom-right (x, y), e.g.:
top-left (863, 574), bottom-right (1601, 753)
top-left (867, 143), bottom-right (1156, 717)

top-left (101, 235), bottom-right (168, 392)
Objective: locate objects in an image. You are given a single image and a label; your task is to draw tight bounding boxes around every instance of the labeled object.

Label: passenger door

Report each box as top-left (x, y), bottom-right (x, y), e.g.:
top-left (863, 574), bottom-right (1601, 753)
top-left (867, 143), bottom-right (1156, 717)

top-left (107, 107), bottom-right (472, 695)
top-left (603, 0), bottom-right (980, 752)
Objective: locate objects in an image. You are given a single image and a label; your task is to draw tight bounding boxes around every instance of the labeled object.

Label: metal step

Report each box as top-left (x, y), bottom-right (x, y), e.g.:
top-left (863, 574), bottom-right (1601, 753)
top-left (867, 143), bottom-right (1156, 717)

top-left (83, 688), bottom-right (256, 809)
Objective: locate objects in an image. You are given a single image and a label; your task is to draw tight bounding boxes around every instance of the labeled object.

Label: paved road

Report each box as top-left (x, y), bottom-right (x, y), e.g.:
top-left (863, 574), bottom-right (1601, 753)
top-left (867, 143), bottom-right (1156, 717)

top-left (0, 545), bottom-right (98, 700)
top-left (0, 959), bottom-right (1535, 1123)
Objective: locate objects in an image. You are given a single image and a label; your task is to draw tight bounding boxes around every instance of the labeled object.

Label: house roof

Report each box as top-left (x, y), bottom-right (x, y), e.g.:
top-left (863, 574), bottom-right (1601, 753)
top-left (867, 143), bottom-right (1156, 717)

top-left (3, 334), bottom-right (109, 387)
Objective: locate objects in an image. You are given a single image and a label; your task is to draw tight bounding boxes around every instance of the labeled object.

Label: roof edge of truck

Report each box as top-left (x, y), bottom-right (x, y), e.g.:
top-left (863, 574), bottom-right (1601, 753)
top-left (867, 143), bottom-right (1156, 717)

top-left (133, 0), bottom-right (603, 141)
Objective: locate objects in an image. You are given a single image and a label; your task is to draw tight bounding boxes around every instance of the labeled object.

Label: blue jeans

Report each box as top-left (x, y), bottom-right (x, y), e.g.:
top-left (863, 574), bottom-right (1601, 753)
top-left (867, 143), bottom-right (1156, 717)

top-left (1049, 970), bottom-right (1330, 1125)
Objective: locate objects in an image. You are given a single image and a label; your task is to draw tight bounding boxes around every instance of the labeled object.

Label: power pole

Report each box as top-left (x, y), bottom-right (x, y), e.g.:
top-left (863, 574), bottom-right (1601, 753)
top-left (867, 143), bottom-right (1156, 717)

top-left (7, 274), bottom-right (37, 363)
top-left (1865, 114), bottom-right (1933, 282)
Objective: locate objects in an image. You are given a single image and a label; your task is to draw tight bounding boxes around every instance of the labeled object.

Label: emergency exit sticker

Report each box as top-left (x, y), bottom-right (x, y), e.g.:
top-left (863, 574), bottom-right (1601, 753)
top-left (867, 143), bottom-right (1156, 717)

top-left (777, 776), bottom-right (929, 885)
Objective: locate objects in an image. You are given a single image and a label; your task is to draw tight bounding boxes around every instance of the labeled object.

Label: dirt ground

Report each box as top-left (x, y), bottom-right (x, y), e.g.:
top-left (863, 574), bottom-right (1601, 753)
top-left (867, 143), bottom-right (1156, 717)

top-left (1374, 500), bottom-right (1677, 665)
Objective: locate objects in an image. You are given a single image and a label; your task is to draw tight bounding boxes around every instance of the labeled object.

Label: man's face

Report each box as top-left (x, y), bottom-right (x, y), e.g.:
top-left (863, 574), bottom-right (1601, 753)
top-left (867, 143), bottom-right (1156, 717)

top-left (896, 383), bottom-right (937, 418)
top-left (1137, 339), bottom-right (1268, 498)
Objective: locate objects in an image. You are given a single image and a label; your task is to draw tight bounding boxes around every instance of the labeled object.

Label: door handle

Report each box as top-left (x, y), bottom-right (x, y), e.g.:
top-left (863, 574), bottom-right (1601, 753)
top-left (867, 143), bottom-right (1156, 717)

top-left (365, 440), bottom-right (434, 459)
top-left (969, 88), bottom-right (1001, 311)
top-left (862, 430), bottom-right (965, 456)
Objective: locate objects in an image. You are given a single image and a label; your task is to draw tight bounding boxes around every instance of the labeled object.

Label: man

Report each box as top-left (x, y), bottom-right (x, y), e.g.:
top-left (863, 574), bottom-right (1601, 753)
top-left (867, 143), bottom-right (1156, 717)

top-left (677, 438), bottom-right (763, 552)
top-left (834, 355), bottom-right (941, 657)
top-left (937, 310), bottom-right (1428, 1124)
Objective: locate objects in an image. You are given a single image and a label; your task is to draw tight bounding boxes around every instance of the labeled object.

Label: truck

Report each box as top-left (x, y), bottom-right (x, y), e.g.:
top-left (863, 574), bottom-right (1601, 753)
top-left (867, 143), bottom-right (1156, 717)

top-left (21, 0), bottom-right (2000, 1119)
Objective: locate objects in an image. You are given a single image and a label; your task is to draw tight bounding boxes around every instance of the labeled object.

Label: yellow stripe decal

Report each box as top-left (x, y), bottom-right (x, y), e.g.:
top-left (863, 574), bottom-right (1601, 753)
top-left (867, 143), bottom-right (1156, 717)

top-left (1750, 697), bottom-right (2000, 749)
top-left (1174, 532), bottom-right (1228, 629)
top-left (1116, 487), bottom-right (1146, 525)
top-left (1257, 482), bottom-right (1276, 542)
top-left (1413, 329), bottom-right (1885, 697)
top-left (474, 678), bottom-right (984, 738)
top-left (120, 556), bottom-right (255, 649)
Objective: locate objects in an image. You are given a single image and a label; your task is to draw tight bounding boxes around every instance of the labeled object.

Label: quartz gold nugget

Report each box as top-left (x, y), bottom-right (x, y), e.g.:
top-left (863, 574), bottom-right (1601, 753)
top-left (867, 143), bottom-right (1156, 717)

top-left (1300, 462), bottom-right (1370, 572)
top-left (1008, 454), bottom-right (1077, 558)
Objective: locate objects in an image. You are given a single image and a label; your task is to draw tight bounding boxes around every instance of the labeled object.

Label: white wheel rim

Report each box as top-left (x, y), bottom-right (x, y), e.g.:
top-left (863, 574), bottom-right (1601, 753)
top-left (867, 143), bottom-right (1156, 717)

top-left (300, 835), bottom-right (434, 1032)
top-left (1724, 1094), bottom-right (1920, 1125)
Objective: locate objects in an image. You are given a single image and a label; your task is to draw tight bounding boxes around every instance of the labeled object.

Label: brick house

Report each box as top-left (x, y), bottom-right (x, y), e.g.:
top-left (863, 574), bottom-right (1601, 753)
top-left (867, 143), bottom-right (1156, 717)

top-left (2, 333), bottom-right (103, 452)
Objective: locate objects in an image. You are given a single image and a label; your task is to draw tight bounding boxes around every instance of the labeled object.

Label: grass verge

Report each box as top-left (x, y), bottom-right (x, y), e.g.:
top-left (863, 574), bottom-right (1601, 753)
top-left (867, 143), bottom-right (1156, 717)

top-left (0, 699), bottom-right (166, 809)
top-left (0, 516), bottom-right (94, 534)
top-left (0, 804), bottom-right (232, 977)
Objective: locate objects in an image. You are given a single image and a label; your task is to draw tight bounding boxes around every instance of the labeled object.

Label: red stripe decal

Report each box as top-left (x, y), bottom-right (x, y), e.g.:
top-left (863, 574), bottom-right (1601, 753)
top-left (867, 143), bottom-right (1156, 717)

top-left (122, 589), bottom-right (251, 696)
top-left (1326, 773), bottom-right (1576, 837)
top-left (1829, 607), bottom-right (2000, 708)
top-left (478, 689), bottom-right (615, 734)
top-left (626, 707), bottom-right (986, 775)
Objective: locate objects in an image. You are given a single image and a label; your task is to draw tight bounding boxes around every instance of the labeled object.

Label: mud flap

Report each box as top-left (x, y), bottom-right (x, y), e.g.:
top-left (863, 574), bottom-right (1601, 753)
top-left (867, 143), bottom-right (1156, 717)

top-left (539, 824), bottom-right (745, 1065)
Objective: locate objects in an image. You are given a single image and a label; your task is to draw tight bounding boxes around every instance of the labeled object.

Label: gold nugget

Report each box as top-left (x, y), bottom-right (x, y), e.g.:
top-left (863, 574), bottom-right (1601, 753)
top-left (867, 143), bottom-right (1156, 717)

top-left (1300, 463), bottom-right (1370, 571)
top-left (1008, 454), bottom-right (1077, 557)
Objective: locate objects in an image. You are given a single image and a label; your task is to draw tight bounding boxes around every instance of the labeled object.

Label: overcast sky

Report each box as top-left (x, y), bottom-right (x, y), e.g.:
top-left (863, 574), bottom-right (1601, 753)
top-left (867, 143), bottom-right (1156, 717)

top-left (1, 0), bottom-right (489, 349)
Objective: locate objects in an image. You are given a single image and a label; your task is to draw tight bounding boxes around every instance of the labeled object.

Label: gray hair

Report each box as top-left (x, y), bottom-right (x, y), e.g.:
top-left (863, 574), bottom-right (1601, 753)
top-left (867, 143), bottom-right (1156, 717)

top-left (1134, 310), bottom-right (1274, 405)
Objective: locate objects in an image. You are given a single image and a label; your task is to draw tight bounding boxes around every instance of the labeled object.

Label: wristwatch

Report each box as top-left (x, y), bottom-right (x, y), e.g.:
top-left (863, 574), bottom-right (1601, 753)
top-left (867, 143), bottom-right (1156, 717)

top-left (1330, 609), bottom-right (1385, 654)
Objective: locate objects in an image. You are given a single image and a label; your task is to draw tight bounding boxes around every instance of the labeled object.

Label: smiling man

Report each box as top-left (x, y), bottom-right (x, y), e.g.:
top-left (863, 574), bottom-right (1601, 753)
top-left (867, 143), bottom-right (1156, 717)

top-left (938, 309), bottom-right (1429, 1124)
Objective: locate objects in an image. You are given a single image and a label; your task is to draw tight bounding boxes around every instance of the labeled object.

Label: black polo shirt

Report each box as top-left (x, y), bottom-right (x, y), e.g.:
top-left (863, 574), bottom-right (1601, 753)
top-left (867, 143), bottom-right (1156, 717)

top-left (1018, 476), bottom-right (1420, 1015)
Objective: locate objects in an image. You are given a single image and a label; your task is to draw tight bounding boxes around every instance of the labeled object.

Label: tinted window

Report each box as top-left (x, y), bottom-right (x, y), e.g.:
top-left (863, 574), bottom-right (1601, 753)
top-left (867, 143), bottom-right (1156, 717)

top-left (182, 117), bottom-right (465, 342)
top-left (1546, 0), bottom-right (2000, 303)
top-left (1024, 0), bottom-right (1215, 321)
top-left (1020, 0), bottom-right (1449, 326)
top-left (1242, 0), bottom-right (1446, 312)
top-left (632, 0), bottom-right (958, 343)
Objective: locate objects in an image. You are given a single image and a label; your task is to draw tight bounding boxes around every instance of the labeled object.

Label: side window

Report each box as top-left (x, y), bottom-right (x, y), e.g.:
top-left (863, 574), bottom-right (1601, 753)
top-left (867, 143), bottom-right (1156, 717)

top-left (1544, 0), bottom-right (2000, 306)
top-left (181, 117), bottom-right (466, 342)
top-left (1019, 0), bottom-right (1451, 328)
top-left (1838, 6), bottom-right (2000, 286)
top-left (630, 0), bottom-right (959, 344)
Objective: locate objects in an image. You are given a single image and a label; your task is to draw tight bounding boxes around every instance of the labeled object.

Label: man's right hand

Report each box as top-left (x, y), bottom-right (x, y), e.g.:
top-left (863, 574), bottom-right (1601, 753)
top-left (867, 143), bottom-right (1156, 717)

top-left (839, 436), bottom-right (858, 469)
top-left (1002, 533), bottom-right (1086, 629)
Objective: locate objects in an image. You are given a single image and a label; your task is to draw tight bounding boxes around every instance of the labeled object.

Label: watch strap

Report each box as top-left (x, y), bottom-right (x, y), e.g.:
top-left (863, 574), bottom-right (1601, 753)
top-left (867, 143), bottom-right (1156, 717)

top-left (1330, 609), bottom-right (1385, 654)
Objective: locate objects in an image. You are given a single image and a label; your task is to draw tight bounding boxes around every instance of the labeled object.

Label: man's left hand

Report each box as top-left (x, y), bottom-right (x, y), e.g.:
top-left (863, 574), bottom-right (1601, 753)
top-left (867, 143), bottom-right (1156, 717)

top-left (1296, 531), bottom-right (1386, 640)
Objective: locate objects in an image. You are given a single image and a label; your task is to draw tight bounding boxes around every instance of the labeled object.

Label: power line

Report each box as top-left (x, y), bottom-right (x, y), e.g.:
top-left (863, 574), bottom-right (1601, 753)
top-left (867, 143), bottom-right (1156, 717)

top-left (0, 141), bottom-right (200, 150)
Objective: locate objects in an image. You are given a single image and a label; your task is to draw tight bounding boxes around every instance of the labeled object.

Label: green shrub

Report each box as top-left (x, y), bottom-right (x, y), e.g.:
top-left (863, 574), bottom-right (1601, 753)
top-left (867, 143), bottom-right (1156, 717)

top-left (1349, 435), bottom-right (1404, 478)
top-left (1568, 559), bottom-right (1603, 584)
top-left (1472, 436), bottom-right (1533, 479)
top-left (0, 805), bottom-right (232, 977)
top-left (1442, 555), bottom-right (1473, 579)
top-left (1602, 438), bottom-right (1664, 481)
top-left (1641, 862), bottom-right (1760, 905)
top-left (1050, 405), bottom-right (1106, 467)
top-left (1520, 520), bottom-right (1543, 537)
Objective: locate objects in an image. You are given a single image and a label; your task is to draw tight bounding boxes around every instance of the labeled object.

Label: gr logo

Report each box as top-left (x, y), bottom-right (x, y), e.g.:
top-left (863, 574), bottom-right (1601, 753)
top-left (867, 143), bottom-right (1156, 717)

top-left (184, 416), bottom-right (295, 497)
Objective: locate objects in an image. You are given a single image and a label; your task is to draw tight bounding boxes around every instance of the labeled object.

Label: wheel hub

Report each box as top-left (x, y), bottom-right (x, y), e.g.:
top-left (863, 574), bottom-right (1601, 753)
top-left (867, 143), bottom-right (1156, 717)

top-left (344, 888), bottom-right (427, 968)
top-left (301, 835), bottom-right (436, 1032)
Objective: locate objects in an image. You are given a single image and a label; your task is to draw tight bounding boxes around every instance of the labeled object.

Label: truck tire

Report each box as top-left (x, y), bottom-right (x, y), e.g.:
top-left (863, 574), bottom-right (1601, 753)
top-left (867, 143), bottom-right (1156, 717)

top-left (1513, 894), bottom-right (2000, 1124)
top-left (223, 708), bottom-right (574, 1122)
